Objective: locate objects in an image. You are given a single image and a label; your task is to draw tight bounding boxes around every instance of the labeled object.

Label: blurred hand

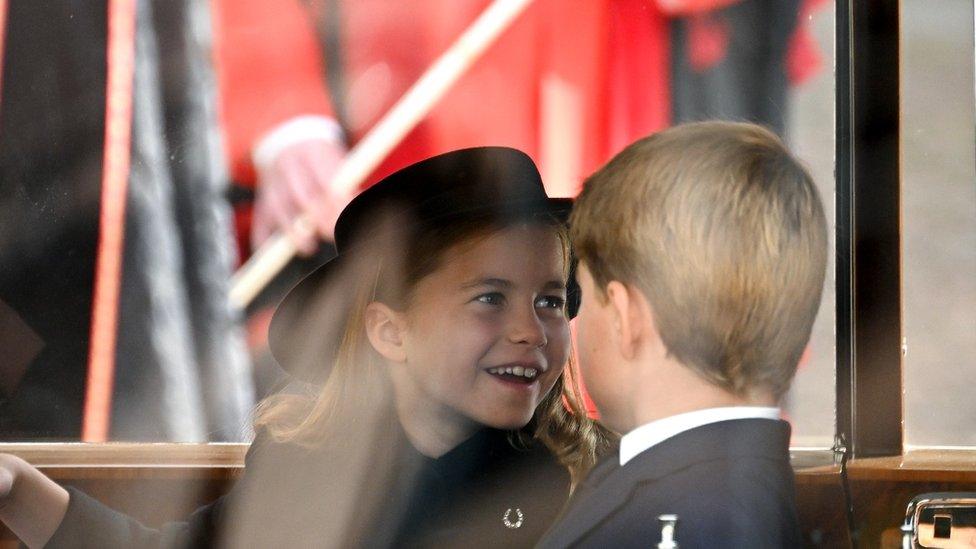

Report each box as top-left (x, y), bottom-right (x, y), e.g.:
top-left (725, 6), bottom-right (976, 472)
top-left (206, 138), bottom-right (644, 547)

top-left (252, 138), bottom-right (352, 256)
top-left (0, 453), bottom-right (70, 548)
top-left (0, 454), bottom-right (15, 507)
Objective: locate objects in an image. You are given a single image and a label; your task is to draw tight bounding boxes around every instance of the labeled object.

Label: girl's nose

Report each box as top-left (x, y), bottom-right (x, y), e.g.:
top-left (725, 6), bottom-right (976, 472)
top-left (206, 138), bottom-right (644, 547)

top-left (507, 307), bottom-right (547, 348)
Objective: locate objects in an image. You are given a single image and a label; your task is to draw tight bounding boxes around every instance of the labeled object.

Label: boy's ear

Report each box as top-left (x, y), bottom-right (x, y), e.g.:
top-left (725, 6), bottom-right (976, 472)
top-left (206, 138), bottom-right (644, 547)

top-left (364, 302), bottom-right (408, 363)
top-left (606, 281), bottom-right (658, 360)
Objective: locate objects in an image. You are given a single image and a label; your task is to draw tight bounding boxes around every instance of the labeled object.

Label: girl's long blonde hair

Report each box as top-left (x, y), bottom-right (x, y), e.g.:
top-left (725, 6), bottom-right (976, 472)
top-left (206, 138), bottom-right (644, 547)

top-left (254, 216), bottom-right (615, 482)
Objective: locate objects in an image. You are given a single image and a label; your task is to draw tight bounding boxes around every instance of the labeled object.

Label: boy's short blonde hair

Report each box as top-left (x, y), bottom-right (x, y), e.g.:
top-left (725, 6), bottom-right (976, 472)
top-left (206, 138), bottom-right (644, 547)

top-left (571, 121), bottom-right (828, 399)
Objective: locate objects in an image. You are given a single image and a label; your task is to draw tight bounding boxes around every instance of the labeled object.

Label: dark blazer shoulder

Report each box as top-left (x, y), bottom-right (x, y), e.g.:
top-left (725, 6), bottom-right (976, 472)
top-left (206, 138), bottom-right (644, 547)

top-left (621, 448), bottom-right (799, 547)
top-left (540, 419), bottom-right (799, 549)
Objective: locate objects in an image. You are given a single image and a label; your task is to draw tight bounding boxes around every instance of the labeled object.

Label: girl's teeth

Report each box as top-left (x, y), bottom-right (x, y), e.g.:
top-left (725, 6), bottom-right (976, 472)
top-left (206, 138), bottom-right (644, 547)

top-left (487, 366), bottom-right (539, 378)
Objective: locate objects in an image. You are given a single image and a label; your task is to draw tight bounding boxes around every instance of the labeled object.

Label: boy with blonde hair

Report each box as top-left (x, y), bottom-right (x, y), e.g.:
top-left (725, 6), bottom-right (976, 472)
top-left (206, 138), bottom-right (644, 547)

top-left (541, 121), bottom-right (827, 548)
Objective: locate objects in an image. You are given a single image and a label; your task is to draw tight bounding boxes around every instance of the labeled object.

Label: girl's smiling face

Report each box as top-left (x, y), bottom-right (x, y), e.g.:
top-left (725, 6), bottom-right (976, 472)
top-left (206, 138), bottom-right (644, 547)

top-left (388, 223), bottom-right (570, 437)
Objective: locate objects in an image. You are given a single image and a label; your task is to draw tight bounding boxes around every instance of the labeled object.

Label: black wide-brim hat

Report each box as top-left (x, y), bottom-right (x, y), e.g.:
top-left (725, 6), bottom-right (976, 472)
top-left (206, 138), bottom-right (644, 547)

top-left (268, 147), bottom-right (579, 382)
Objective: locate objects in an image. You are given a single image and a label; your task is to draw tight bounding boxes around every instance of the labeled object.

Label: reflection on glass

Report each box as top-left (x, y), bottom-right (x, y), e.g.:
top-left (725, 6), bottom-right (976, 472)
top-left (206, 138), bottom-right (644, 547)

top-left (0, 0), bottom-right (837, 443)
top-left (901, 0), bottom-right (976, 447)
top-left (0, 2), bottom-right (252, 442)
top-left (783, 0), bottom-right (836, 448)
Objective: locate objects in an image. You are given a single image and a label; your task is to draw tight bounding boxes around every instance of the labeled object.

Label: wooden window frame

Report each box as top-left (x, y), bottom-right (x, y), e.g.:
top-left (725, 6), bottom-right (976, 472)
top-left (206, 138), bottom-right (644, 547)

top-left (835, 0), bottom-right (903, 461)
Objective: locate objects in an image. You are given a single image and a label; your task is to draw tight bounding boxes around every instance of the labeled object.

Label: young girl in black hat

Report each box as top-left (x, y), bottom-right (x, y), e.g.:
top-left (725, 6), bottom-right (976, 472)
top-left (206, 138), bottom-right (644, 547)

top-left (0, 147), bottom-right (612, 548)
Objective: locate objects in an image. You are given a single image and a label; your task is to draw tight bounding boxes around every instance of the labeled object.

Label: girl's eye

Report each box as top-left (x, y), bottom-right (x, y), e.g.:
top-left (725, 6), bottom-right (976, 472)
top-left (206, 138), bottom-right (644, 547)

top-left (535, 295), bottom-right (566, 310)
top-left (476, 292), bottom-right (505, 306)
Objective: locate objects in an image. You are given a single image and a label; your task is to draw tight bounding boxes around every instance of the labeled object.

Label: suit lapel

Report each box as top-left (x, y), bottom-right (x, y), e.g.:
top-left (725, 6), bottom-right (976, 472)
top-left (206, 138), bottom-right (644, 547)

top-left (539, 419), bottom-right (791, 548)
top-left (539, 462), bottom-right (649, 548)
top-left (540, 452), bottom-right (620, 538)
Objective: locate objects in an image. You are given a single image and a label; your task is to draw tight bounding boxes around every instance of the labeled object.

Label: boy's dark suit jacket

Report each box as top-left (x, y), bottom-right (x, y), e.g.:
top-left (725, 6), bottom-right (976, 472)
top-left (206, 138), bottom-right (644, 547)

top-left (538, 418), bottom-right (800, 548)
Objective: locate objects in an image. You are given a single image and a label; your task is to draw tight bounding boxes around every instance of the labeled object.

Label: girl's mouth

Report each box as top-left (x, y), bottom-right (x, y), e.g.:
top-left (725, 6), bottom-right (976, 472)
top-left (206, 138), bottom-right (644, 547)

top-left (485, 365), bottom-right (540, 385)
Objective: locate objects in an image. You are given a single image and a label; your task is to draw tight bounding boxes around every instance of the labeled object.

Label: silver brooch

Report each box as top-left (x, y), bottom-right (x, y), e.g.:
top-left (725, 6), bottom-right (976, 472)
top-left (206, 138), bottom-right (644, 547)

top-left (502, 508), bottom-right (524, 529)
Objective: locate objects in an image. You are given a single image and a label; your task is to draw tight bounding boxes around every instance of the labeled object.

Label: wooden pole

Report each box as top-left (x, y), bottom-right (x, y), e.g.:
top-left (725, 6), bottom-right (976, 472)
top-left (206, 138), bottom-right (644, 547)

top-left (229, 0), bottom-right (535, 310)
top-left (82, 0), bottom-right (137, 442)
top-left (0, 0), bottom-right (8, 112)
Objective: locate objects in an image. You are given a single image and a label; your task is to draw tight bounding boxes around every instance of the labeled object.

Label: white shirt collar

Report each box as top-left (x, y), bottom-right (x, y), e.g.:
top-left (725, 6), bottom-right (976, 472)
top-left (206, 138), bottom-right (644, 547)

top-left (619, 406), bottom-right (781, 466)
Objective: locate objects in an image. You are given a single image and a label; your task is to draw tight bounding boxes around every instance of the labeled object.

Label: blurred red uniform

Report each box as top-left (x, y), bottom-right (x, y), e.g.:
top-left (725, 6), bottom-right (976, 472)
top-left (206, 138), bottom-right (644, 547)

top-left (211, 0), bottom-right (823, 411)
top-left (213, 0), bottom-right (823, 259)
top-left (214, 0), bottom-right (618, 258)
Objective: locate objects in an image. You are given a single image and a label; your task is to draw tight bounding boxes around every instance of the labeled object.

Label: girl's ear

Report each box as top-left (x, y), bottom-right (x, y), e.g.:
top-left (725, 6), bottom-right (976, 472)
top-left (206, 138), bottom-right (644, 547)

top-left (364, 301), bottom-right (408, 363)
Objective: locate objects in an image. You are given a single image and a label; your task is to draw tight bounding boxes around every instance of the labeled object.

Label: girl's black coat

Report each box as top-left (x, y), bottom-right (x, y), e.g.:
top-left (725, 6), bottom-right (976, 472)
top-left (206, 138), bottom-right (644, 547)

top-left (47, 414), bottom-right (570, 548)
